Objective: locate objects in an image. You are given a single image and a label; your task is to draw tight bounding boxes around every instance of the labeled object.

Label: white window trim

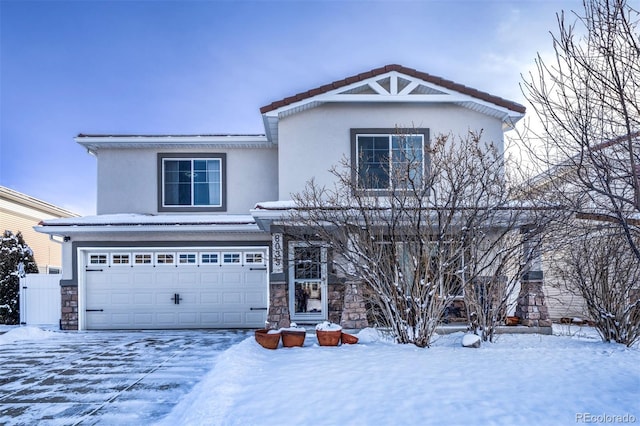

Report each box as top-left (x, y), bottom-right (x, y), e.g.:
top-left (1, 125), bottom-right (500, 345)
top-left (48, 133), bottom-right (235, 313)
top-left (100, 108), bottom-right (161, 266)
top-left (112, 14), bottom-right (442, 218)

top-left (110, 253), bottom-right (131, 266)
top-left (200, 252), bottom-right (220, 265)
top-left (155, 253), bottom-right (176, 266)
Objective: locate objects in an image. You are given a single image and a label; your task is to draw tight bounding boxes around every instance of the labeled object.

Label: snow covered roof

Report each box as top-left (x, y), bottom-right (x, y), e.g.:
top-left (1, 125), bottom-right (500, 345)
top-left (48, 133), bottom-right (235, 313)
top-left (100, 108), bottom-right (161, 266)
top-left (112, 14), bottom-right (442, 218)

top-left (260, 64), bottom-right (526, 143)
top-left (36, 213), bottom-right (262, 235)
top-left (75, 134), bottom-right (272, 152)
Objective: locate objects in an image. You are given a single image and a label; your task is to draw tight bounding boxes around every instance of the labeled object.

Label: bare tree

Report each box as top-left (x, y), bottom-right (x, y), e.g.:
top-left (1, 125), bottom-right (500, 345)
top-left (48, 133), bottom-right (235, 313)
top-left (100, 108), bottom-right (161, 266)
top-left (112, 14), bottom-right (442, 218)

top-left (522, 0), bottom-right (640, 255)
top-left (550, 226), bottom-right (640, 346)
top-left (521, 0), bottom-right (640, 344)
top-left (289, 131), bottom-right (536, 346)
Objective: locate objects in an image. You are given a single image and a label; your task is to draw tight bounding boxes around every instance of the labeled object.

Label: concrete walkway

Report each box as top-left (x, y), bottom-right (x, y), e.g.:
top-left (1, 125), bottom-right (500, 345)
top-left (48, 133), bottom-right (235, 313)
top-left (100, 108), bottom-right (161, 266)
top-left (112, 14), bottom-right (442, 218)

top-left (0, 330), bottom-right (250, 425)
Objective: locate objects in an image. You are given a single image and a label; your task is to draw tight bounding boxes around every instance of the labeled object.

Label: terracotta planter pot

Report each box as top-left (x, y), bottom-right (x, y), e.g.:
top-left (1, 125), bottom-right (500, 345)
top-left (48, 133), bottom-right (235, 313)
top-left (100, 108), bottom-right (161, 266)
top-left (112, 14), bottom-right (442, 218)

top-left (505, 316), bottom-right (520, 326)
top-left (316, 329), bottom-right (342, 346)
top-left (281, 330), bottom-right (306, 347)
top-left (341, 332), bottom-right (359, 344)
top-left (255, 329), bottom-right (280, 349)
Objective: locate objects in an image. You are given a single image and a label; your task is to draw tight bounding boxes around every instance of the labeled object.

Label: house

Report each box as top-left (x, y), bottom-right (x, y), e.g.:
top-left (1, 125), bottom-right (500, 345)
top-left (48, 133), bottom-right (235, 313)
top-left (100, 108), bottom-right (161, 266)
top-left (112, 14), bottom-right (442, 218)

top-left (36, 64), bottom-right (546, 331)
top-left (0, 185), bottom-right (78, 273)
top-left (531, 132), bottom-right (640, 322)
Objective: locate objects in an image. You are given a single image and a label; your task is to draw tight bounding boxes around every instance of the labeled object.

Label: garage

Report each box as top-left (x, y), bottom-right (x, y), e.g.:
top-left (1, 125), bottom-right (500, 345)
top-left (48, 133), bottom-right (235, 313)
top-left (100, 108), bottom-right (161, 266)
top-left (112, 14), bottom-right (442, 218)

top-left (81, 247), bottom-right (268, 330)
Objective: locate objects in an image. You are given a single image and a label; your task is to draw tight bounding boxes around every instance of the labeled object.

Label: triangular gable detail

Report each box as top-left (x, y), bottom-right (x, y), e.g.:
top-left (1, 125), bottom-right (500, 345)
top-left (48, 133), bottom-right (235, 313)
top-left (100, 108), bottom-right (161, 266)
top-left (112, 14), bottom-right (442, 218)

top-left (331, 72), bottom-right (453, 97)
top-left (260, 64), bottom-right (526, 117)
top-left (260, 64), bottom-right (526, 144)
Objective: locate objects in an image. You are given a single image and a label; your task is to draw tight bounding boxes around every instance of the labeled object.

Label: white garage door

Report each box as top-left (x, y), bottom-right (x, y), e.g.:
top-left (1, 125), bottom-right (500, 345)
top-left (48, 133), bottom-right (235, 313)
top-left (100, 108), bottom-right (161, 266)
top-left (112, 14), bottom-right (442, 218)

top-left (82, 247), bottom-right (268, 330)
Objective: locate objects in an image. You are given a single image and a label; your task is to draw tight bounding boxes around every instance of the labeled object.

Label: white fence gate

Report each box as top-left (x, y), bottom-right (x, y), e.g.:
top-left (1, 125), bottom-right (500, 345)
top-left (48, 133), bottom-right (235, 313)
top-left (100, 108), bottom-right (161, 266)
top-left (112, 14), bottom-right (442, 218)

top-left (19, 274), bottom-right (61, 326)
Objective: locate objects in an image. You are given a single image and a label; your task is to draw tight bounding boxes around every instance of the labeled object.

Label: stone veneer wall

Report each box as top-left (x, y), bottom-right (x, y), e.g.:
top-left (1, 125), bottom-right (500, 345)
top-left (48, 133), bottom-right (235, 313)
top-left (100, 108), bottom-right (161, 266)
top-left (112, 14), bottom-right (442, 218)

top-left (340, 281), bottom-right (369, 329)
top-left (60, 285), bottom-right (78, 330)
top-left (327, 283), bottom-right (345, 325)
top-left (515, 280), bottom-right (551, 327)
top-left (267, 282), bottom-right (290, 328)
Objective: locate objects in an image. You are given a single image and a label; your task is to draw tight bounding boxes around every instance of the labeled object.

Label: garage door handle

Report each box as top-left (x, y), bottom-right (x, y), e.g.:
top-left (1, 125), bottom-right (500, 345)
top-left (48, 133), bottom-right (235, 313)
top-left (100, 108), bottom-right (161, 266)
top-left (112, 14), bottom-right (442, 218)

top-left (250, 267), bottom-right (267, 271)
top-left (85, 269), bottom-right (104, 272)
top-left (86, 309), bottom-right (104, 312)
top-left (250, 307), bottom-right (268, 311)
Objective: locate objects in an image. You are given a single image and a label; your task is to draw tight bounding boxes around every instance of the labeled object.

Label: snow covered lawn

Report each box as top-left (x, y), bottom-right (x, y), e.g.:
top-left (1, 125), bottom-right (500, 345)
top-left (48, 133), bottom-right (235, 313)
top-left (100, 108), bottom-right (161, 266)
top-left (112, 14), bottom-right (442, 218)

top-left (160, 326), bottom-right (640, 426)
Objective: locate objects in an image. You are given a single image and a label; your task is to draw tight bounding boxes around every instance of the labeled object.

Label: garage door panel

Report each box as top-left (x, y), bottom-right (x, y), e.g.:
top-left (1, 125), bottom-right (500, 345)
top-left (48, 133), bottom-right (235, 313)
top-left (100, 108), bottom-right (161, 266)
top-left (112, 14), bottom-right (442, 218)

top-left (200, 272), bottom-right (219, 283)
top-left (178, 272), bottom-right (197, 284)
top-left (133, 313), bottom-right (154, 326)
top-left (111, 292), bottom-right (134, 305)
top-left (222, 292), bottom-right (242, 303)
top-left (178, 312), bottom-right (198, 324)
top-left (245, 291), bottom-right (266, 304)
top-left (133, 292), bottom-right (155, 304)
top-left (178, 292), bottom-right (198, 304)
top-left (222, 312), bottom-right (242, 325)
top-left (246, 311), bottom-right (267, 323)
top-left (134, 272), bottom-right (154, 285)
top-left (244, 272), bottom-right (265, 284)
top-left (200, 292), bottom-right (220, 304)
top-left (110, 272), bottom-right (131, 285)
top-left (221, 272), bottom-right (241, 284)
top-left (201, 312), bottom-right (221, 323)
top-left (112, 313), bottom-right (133, 326)
top-left (155, 272), bottom-right (177, 285)
top-left (84, 248), bottom-right (268, 330)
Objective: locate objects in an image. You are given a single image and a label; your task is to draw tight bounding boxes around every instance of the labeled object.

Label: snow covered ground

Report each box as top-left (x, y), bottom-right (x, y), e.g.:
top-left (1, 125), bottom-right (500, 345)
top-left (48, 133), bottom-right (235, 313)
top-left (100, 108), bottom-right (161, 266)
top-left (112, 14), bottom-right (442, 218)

top-left (1, 325), bottom-right (638, 426)
top-left (159, 326), bottom-right (640, 426)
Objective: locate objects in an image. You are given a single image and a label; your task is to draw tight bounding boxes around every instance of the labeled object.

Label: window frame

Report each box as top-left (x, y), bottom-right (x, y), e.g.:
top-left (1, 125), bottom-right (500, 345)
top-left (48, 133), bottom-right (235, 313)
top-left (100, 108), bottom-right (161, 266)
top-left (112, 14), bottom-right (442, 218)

top-left (350, 128), bottom-right (429, 193)
top-left (158, 153), bottom-right (227, 212)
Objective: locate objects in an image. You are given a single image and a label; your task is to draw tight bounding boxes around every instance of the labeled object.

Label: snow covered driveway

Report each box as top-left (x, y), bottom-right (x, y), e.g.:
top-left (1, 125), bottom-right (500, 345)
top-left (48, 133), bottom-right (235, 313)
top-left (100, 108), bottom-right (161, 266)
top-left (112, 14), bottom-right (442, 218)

top-left (0, 329), bottom-right (250, 425)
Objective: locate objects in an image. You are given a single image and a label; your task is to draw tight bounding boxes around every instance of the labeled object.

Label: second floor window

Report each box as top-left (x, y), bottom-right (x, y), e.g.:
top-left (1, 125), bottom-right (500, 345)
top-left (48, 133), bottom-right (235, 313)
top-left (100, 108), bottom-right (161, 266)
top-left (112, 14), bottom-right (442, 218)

top-left (159, 154), bottom-right (226, 211)
top-left (351, 128), bottom-right (428, 191)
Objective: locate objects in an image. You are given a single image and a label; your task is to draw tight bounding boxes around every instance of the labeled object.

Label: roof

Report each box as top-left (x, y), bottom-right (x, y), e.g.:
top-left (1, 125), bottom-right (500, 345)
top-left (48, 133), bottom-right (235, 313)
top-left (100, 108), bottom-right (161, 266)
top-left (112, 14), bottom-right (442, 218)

top-left (0, 185), bottom-right (79, 218)
top-left (75, 134), bottom-right (272, 152)
top-left (260, 64), bottom-right (526, 114)
top-left (35, 213), bottom-right (262, 235)
top-left (259, 64), bottom-right (526, 144)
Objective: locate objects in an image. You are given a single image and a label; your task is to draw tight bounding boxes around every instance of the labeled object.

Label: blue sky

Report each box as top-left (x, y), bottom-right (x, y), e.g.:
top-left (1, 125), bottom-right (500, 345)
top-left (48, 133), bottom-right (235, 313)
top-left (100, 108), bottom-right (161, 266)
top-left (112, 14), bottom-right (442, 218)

top-left (1, 0), bottom-right (581, 215)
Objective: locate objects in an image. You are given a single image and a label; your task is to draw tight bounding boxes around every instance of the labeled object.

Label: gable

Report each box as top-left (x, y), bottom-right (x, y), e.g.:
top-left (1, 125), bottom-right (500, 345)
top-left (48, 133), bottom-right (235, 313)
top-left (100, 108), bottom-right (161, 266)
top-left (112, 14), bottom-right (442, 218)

top-left (261, 64), bottom-right (526, 144)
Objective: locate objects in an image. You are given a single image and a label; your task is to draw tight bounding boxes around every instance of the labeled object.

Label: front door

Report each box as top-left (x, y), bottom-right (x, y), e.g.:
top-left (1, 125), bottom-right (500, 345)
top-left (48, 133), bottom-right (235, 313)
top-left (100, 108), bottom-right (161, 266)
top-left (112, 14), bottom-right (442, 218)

top-left (288, 243), bottom-right (327, 322)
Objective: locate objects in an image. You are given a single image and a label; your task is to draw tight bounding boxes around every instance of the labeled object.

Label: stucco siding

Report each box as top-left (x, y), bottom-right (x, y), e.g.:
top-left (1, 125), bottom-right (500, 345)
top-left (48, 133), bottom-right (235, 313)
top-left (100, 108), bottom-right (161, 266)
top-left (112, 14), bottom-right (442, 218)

top-left (277, 103), bottom-right (505, 200)
top-left (96, 147), bottom-right (278, 214)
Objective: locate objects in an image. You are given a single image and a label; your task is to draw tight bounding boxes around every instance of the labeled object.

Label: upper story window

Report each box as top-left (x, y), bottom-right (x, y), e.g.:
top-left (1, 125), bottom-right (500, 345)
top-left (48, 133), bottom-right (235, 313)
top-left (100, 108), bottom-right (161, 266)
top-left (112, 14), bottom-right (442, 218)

top-left (351, 128), bottom-right (428, 191)
top-left (158, 153), bottom-right (226, 212)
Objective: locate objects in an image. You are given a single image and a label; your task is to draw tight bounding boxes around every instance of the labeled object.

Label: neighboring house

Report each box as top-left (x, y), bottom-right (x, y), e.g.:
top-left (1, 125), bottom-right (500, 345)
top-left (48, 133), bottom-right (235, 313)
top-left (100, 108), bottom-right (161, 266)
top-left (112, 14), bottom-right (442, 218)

top-left (0, 185), bottom-right (78, 273)
top-left (36, 64), bottom-right (541, 331)
top-left (532, 132), bottom-right (640, 321)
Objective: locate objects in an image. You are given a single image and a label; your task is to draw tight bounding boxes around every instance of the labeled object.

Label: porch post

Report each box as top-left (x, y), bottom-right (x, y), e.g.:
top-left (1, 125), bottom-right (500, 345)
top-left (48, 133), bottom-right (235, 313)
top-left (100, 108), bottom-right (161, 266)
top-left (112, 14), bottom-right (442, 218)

top-left (340, 280), bottom-right (369, 330)
top-left (515, 224), bottom-right (551, 327)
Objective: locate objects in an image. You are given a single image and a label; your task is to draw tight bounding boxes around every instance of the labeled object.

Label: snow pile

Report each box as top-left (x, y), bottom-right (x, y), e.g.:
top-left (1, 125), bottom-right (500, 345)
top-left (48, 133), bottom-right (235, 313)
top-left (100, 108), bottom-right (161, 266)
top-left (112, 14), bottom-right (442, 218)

top-left (315, 321), bottom-right (342, 331)
top-left (461, 333), bottom-right (481, 348)
top-left (0, 326), bottom-right (57, 345)
top-left (158, 327), bottom-right (640, 426)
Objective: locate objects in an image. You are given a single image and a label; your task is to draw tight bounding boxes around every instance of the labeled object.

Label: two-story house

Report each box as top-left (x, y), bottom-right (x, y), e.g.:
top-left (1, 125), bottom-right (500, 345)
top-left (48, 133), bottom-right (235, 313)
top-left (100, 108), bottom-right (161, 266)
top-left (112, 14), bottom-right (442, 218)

top-left (36, 64), bottom-right (533, 331)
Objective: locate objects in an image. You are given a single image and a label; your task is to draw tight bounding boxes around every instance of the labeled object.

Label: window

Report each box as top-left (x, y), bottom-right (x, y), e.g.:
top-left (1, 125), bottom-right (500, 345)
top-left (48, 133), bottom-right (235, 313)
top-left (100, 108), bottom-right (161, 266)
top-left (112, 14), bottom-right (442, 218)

top-left (245, 252), bottom-right (264, 265)
top-left (223, 253), bottom-right (241, 264)
top-left (89, 254), bottom-right (107, 265)
top-left (156, 253), bottom-right (175, 265)
top-left (351, 128), bottom-right (428, 191)
top-left (178, 253), bottom-right (197, 264)
top-left (201, 253), bottom-right (219, 264)
top-left (135, 253), bottom-right (152, 264)
top-left (158, 154), bottom-right (226, 212)
top-left (111, 254), bottom-right (130, 265)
